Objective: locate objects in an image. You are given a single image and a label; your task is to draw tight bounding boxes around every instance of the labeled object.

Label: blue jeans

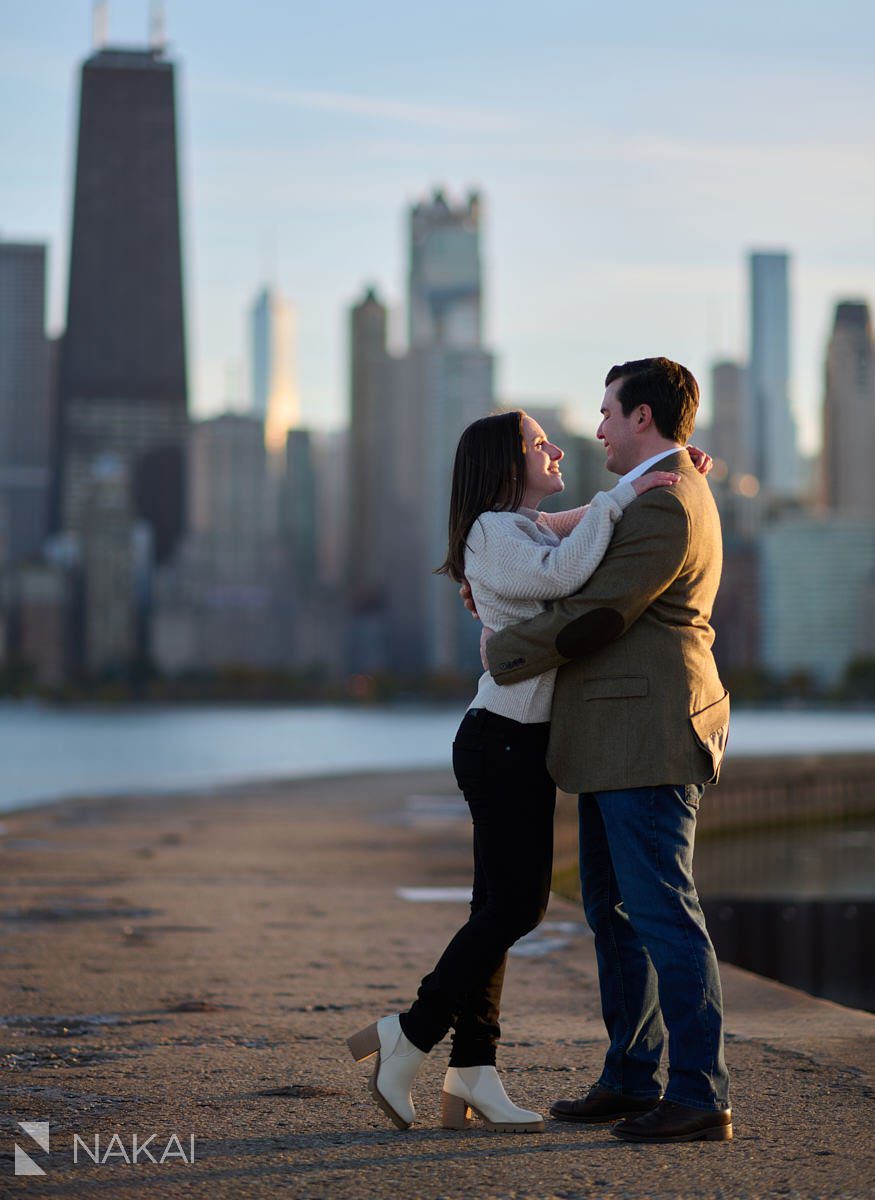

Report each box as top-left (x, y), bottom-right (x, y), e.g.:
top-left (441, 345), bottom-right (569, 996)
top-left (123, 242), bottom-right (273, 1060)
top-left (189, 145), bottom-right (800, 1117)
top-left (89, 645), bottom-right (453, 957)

top-left (578, 785), bottom-right (730, 1111)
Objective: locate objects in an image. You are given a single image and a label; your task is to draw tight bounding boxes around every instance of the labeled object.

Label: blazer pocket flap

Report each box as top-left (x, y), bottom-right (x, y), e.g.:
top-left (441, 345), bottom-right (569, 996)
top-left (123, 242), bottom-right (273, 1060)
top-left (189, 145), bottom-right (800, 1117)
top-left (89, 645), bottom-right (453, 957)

top-left (581, 676), bottom-right (649, 700)
top-left (690, 691), bottom-right (730, 760)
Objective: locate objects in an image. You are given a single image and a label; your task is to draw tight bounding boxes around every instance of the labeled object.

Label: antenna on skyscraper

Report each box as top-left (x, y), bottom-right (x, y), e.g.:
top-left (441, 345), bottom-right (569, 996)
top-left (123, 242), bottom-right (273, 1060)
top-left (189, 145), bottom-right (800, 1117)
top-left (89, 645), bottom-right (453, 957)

top-left (260, 227), bottom-right (279, 290)
top-left (92, 0), bottom-right (109, 48)
top-left (149, 1), bottom-right (166, 51)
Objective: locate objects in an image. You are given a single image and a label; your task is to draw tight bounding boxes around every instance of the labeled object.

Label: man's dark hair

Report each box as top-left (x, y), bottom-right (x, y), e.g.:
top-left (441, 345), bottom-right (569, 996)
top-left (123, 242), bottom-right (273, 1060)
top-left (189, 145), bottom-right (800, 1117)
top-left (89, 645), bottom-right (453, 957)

top-left (605, 357), bottom-right (699, 443)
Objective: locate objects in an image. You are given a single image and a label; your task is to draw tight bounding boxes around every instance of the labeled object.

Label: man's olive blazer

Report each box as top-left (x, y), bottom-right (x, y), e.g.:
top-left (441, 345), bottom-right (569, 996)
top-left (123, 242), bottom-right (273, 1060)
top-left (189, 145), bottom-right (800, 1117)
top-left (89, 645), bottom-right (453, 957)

top-left (485, 450), bottom-right (730, 794)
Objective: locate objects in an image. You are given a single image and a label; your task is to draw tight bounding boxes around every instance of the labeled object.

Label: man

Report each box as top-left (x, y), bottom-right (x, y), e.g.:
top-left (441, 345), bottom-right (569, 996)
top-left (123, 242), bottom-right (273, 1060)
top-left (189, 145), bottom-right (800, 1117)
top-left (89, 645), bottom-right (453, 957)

top-left (482, 358), bottom-right (731, 1143)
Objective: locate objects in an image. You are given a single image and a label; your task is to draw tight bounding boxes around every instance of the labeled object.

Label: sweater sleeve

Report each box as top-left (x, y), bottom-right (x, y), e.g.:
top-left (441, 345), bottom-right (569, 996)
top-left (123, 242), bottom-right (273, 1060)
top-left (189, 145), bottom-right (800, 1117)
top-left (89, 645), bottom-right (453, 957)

top-left (469, 487), bottom-right (636, 601)
top-left (537, 482), bottom-right (637, 538)
top-left (538, 506), bottom-right (588, 538)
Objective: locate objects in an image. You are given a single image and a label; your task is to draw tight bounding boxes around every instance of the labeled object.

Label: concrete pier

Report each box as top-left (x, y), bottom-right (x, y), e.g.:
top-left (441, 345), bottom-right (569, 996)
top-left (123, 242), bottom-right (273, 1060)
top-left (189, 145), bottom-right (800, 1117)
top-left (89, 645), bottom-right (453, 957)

top-left (1, 769), bottom-right (873, 1198)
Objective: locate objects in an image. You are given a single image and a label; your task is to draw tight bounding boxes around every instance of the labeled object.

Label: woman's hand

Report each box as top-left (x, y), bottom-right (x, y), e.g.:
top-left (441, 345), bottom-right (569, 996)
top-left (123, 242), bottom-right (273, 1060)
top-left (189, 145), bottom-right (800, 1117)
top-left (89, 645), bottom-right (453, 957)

top-left (633, 471), bottom-right (681, 496)
top-left (687, 445), bottom-right (713, 475)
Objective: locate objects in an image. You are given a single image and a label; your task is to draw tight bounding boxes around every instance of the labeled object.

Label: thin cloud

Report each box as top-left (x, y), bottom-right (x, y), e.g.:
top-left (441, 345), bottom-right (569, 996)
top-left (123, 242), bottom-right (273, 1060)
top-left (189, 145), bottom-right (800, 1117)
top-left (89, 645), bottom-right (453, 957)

top-left (195, 76), bottom-right (522, 135)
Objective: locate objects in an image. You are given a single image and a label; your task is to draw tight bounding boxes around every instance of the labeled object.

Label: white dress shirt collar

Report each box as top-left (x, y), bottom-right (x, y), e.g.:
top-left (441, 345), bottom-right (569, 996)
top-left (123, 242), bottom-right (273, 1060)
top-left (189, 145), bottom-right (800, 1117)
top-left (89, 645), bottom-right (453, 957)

top-left (618, 445), bottom-right (685, 487)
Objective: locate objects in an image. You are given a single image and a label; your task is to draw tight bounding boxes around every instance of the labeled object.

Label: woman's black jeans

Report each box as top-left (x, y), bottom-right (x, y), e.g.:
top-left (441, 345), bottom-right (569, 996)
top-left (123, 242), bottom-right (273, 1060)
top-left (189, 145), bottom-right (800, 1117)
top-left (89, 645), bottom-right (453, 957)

top-left (399, 709), bottom-right (556, 1066)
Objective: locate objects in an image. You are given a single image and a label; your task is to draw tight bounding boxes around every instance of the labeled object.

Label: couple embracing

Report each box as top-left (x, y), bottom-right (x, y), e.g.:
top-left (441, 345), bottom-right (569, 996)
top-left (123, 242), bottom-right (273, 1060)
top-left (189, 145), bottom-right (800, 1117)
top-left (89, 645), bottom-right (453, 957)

top-left (348, 357), bottom-right (732, 1145)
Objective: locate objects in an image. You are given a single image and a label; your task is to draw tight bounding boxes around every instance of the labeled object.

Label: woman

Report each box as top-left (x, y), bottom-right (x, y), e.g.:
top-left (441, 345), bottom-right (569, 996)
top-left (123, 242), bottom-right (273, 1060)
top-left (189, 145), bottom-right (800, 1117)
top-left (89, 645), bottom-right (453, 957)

top-left (348, 411), bottom-right (704, 1133)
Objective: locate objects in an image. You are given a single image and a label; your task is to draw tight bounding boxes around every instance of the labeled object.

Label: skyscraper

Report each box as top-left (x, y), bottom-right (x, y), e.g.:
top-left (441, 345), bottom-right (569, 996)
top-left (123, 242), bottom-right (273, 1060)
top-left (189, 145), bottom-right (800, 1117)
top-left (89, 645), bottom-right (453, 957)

top-left (188, 415), bottom-right (274, 538)
top-left (0, 241), bottom-right (52, 567)
top-left (405, 189), bottom-right (494, 673)
top-left (151, 414), bottom-right (293, 674)
top-left (705, 358), bottom-right (766, 537)
top-left (822, 301), bottom-right (875, 518)
top-left (250, 286), bottom-right (299, 458)
top-left (79, 453), bottom-right (138, 674)
top-left (708, 360), bottom-right (747, 472)
top-left (345, 189), bottom-right (494, 677)
top-left (761, 518), bottom-right (875, 686)
top-left (57, 42), bottom-right (188, 565)
top-left (281, 428), bottom-right (317, 588)
top-left (413, 342), bottom-right (494, 671)
top-left (348, 287), bottom-right (390, 628)
top-left (409, 190), bottom-right (482, 349)
top-left (747, 251), bottom-right (799, 497)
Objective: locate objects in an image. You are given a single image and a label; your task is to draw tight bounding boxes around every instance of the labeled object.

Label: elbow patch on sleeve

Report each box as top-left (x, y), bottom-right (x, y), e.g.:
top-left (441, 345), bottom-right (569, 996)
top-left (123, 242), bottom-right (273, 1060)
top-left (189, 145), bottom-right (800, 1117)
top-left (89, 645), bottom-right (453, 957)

top-left (555, 607), bottom-right (625, 659)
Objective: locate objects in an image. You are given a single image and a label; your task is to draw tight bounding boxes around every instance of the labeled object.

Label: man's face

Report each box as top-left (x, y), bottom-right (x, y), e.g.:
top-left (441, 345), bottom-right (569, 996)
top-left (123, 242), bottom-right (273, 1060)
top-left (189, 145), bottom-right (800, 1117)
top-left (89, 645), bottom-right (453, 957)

top-left (597, 381), bottom-right (639, 475)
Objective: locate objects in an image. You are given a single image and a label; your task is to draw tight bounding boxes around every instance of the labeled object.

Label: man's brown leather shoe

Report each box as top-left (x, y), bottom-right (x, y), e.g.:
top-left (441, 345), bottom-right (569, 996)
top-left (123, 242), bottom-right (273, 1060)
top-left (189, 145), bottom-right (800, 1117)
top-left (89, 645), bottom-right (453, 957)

top-left (611, 1099), bottom-right (733, 1142)
top-left (550, 1084), bottom-right (662, 1125)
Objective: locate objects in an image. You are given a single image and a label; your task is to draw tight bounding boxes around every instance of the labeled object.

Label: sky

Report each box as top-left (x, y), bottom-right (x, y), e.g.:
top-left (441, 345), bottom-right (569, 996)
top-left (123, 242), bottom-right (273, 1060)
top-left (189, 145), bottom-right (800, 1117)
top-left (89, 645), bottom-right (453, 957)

top-left (2, 1), bottom-right (874, 453)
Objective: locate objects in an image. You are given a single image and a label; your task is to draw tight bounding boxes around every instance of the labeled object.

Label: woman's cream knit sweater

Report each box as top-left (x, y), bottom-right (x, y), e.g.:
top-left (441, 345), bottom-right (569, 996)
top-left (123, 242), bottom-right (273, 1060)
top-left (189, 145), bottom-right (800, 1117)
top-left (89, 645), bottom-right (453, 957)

top-left (465, 481), bottom-right (638, 723)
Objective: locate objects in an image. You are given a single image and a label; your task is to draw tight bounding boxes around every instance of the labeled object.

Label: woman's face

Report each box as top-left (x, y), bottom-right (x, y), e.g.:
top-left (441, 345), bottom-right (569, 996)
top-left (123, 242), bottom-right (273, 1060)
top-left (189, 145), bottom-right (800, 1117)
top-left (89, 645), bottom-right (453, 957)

top-left (521, 416), bottom-right (564, 506)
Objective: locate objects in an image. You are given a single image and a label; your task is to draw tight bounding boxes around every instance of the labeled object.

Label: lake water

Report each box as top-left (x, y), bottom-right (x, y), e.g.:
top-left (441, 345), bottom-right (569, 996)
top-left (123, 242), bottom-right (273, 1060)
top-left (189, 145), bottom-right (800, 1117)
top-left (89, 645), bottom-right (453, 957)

top-left (3, 701), bottom-right (875, 814)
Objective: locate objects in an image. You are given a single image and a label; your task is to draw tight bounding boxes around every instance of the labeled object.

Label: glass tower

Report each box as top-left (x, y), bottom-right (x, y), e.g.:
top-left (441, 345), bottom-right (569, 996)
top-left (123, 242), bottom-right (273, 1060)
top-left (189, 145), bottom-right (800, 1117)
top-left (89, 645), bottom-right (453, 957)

top-left (747, 251), bottom-right (799, 497)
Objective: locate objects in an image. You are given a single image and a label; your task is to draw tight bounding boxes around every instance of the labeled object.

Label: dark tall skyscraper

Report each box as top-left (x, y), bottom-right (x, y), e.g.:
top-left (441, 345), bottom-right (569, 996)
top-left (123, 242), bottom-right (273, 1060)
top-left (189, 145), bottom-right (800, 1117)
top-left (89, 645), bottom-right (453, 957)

top-left (58, 43), bottom-right (188, 564)
top-left (0, 241), bottom-right (52, 567)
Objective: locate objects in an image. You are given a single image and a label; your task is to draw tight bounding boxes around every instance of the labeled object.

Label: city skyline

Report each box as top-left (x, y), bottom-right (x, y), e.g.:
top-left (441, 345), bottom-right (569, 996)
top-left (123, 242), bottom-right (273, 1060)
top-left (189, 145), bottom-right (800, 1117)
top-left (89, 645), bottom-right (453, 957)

top-left (2, 1), bottom-right (874, 454)
top-left (2, 19), bottom-right (875, 692)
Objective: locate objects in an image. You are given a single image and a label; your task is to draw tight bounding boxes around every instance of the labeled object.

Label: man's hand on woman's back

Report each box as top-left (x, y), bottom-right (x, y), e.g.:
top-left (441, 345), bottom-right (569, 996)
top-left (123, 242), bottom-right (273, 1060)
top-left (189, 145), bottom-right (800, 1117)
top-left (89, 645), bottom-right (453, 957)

top-left (459, 579), bottom-right (479, 620)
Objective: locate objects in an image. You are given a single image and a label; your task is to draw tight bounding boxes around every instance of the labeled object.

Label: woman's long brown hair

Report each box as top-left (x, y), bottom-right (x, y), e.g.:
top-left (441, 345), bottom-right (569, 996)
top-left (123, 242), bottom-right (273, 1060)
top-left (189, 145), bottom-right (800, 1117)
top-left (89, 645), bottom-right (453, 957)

top-left (436, 410), bottom-right (527, 582)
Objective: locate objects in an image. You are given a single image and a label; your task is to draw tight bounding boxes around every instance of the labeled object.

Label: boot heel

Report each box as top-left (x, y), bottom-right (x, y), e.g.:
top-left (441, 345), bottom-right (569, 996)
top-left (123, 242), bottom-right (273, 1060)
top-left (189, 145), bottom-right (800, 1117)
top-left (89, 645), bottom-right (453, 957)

top-left (347, 1022), bottom-right (380, 1062)
top-left (441, 1091), bottom-right (473, 1130)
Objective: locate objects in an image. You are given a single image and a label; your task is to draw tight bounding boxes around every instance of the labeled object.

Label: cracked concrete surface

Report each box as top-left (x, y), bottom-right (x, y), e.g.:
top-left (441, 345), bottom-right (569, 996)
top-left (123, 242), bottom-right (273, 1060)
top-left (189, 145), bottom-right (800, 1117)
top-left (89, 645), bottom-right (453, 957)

top-left (0, 769), bottom-right (873, 1198)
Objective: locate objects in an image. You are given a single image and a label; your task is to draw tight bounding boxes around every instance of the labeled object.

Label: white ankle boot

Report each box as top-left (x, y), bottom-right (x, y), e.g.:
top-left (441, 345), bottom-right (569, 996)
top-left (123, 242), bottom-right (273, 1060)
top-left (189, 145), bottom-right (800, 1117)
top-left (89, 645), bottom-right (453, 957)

top-left (441, 1066), bottom-right (544, 1132)
top-left (347, 1015), bottom-right (427, 1130)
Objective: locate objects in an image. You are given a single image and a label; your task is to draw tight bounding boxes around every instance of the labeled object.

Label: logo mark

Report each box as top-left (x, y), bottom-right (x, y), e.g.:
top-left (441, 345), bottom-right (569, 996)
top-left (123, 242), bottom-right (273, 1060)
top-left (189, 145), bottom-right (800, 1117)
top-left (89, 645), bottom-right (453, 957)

top-left (15, 1121), bottom-right (49, 1176)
